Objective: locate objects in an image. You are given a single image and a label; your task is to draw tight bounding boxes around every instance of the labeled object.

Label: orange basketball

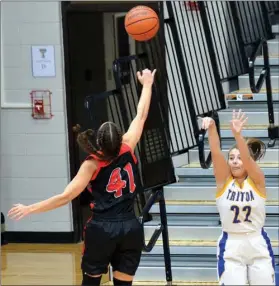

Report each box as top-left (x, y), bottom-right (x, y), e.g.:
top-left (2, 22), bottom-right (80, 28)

top-left (125, 6), bottom-right (159, 42)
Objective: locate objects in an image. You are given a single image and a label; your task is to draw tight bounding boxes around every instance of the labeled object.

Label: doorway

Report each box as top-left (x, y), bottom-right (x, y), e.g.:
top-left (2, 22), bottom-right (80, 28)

top-left (61, 1), bottom-right (160, 242)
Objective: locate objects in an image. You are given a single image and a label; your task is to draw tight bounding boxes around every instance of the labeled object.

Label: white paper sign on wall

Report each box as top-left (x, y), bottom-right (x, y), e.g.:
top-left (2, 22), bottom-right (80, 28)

top-left (31, 45), bottom-right (56, 77)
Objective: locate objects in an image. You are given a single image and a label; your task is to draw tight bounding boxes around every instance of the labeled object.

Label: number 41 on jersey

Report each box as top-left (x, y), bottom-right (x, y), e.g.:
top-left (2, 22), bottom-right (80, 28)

top-left (106, 163), bottom-right (136, 198)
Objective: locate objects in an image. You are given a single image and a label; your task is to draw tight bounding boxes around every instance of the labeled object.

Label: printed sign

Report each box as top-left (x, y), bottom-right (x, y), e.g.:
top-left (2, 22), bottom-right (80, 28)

top-left (31, 45), bottom-right (56, 77)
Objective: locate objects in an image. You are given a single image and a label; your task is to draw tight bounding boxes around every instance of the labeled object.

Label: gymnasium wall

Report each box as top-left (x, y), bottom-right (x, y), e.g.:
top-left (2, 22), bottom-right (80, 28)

top-left (0, 2), bottom-right (73, 233)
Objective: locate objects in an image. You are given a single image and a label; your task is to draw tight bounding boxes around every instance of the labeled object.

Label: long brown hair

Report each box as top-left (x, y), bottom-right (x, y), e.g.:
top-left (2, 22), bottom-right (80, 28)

top-left (229, 138), bottom-right (266, 161)
top-left (73, 122), bottom-right (122, 162)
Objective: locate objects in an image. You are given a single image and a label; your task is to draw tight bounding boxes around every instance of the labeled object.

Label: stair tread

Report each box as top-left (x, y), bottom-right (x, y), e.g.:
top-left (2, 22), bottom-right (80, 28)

top-left (180, 162), bottom-right (279, 168)
top-left (220, 124), bottom-right (269, 129)
top-left (239, 74), bottom-right (279, 77)
top-left (226, 88), bottom-right (279, 94)
top-left (104, 282), bottom-right (218, 285)
top-left (257, 54), bottom-right (279, 58)
top-left (189, 147), bottom-right (279, 151)
top-left (146, 222), bottom-right (278, 228)
top-left (165, 182), bottom-right (279, 187)
top-left (154, 240), bottom-right (279, 247)
top-left (219, 110), bottom-right (279, 114)
top-left (163, 200), bottom-right (279, 206)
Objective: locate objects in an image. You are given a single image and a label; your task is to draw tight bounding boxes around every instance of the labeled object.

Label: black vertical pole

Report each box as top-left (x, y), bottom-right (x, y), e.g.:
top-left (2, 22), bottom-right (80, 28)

top-left (263, 42), bottom-right (274, 125)
top-left (159, 189), bottom-right (172, 284)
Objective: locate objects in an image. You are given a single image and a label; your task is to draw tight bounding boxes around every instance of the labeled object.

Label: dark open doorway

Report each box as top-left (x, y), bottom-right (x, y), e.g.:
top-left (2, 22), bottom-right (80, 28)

top-left (61, 1), bottom-right (160, 242)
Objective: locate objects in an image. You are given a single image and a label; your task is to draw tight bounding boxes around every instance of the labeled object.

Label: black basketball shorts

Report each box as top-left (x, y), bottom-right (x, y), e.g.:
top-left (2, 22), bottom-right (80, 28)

top-left (81, 216), bottom-right (144, 276)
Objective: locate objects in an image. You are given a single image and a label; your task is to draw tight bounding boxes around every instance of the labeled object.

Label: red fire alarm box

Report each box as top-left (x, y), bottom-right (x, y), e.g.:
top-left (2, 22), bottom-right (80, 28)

top-left (30, 90), bottom-right (53, 119)
top-left (34, 99), bottom-right (44, 114)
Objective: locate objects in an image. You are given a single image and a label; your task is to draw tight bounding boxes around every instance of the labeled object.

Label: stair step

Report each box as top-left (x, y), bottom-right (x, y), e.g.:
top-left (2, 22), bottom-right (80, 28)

top-left (266, 39), bottom-right (279, 55)
top-left (151, 213), bottom-right (277, 227)
top-left (163, 183), bottom-right (279, 201)
top-left (226, 100), bottom-right (279, 110)
top-left (272, 24), bottom-right (279, 34)
top-left (220, 124), bottom-right (268, 129)
top-left (254, 66), bottom-right (279, 76)
top-left (238, 74), bottom-right (279, 90)
top-left (218, 110), bottom-right (279, 125)
top-left (136, 255), bottom-right (279, 281)
top-left (179, 176), bottom-right (279, 185)
top-left (220, 128), bottom-right (269, 137)
top-left (189, 147), bottom-right (279, 163)
top-left (149, 203), bottom-right (279, 215)
top-left (161, 200), bottom-right (278, 206)
top-left (225, 90), bottom-right (279, 102)
top-left (203, 136), bottom-right (279, 147)
top-left (142, 240), bottom-right (279, 255)
top-left (150, 201), bottom-right (278, 225)
top-left (255, 56), bottom-right (279, 66)
top-left (144, 224), bottom-right (279, 241)
top-left (106, 282), bottom-right (218, 286)
top-left (175, 162), bottom-right (279, 177)
top-left (135, 266), bottom-right (217, 282)
top-left (203, 124), bottom-right (271, 138)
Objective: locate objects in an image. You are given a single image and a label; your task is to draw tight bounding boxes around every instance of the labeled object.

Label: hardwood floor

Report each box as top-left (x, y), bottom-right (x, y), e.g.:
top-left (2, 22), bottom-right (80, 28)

top-left (1, 243), bottom-right (219, 285)
top-left (1, 243), bottom-right (110, 285)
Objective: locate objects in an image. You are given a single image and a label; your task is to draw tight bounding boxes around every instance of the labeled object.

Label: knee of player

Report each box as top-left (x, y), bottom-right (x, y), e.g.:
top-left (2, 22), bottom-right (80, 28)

top-left (82, 272), bottom-right (102, 286)
top-left (113, 277), bottom-right (132, 286)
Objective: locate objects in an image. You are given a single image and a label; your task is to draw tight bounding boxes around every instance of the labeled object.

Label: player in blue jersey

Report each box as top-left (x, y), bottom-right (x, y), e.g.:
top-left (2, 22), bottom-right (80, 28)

top-left (202, 109), bottom-right (275, 285)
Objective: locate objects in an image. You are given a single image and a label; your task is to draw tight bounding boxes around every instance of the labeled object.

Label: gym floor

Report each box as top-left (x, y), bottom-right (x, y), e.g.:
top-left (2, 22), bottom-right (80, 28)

top-left (1, 243), bottom-right (217, 285)
top-left (1, 243), bottom-right (109, 285)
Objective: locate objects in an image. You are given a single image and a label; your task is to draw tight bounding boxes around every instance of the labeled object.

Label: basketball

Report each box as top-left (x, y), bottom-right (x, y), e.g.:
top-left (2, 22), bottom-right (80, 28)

top-left (125, 6), bottom-right (159, 42)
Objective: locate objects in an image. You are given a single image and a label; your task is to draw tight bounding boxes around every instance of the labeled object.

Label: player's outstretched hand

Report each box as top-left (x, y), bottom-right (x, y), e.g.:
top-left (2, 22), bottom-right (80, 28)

top-left (8, 204), bottom-right (31, 221)
top-left (230, 109), bottom-right (248, 136)
top-left (137, 68), bottom-right (156, 87)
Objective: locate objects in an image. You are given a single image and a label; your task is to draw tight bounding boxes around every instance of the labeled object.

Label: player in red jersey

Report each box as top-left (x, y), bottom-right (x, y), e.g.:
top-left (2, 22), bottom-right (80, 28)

top-left (8, 68), bottom-right (157, 286)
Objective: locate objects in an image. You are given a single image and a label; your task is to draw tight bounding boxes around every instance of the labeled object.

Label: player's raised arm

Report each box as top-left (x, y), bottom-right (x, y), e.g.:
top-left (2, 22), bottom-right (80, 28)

top-left (230, 109), bottom-right (266, 195)
top-left (201, 117), bottom-right (231, 189)
top-left (122, 68), bottom-right (156, 151)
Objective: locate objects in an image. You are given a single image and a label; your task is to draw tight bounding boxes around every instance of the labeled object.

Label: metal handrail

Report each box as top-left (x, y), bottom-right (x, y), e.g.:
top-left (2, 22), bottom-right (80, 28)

top-left (248, 38), bottom-right (278, 147)
top-left (198, 111), bottom-right (221, 169)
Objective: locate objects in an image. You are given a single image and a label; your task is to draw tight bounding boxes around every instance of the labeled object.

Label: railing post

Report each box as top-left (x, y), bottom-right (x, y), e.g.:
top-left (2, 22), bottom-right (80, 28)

top-left (263, 41), bottom-right (278, 147)
top-left (158, 189), bottom-right (172, 284)
top-left (198, 111), bottom-right (221, 169)
top-left (264, 43), bottom-right (274, 126)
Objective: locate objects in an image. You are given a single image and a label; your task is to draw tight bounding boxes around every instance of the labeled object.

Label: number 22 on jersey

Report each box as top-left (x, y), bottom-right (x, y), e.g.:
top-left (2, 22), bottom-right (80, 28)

top-left (231, 205), bottom-right (252, 223)
top-left (106, 163), bottom-right (136, 198)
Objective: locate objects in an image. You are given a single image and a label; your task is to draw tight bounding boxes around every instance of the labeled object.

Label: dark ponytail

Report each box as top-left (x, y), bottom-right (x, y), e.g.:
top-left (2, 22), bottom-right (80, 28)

top-left (73, 122), bottom-right (122, 162)
top-left (246, 138), bottom-right (266, 161)
top-left (73, 124), bottom-right (99, 155)
top-left (229, 137), bottom-right (266, 162)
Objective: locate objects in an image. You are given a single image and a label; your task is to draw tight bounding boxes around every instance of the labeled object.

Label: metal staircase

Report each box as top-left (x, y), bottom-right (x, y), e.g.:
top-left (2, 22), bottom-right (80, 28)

top-left (134, 23), bottom-right (279, 284)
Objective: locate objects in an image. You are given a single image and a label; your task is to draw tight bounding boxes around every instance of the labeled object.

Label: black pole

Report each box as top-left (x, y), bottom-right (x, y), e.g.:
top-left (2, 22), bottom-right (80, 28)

top-left (158, 189), bottom-right (172, 284)
top-left (263, 41), bottom-right (274, 125)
